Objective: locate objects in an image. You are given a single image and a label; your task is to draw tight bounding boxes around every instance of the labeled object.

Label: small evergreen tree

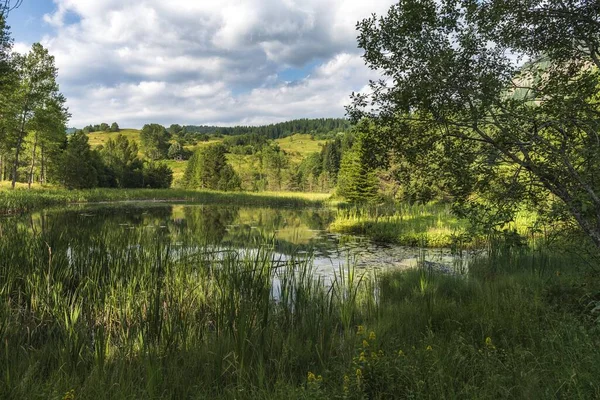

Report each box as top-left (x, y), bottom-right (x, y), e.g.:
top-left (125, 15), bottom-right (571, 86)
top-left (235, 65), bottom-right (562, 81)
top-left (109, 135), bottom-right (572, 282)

top-left (337, 141), bottom-right (379, 203)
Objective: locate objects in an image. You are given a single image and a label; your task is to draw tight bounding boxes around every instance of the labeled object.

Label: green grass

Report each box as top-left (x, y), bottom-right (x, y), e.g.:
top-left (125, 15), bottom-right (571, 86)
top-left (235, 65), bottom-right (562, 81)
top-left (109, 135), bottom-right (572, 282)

top-left (329, 203), bottom-right (543, 248)
top-left (0, 213), bottom-right (598, 399)
top-left (0, 187), bottom-right (331, 215)
top-left (87, 129), bottom-right (142, 149)
top-left (276, 134), bottom-right (326, 163)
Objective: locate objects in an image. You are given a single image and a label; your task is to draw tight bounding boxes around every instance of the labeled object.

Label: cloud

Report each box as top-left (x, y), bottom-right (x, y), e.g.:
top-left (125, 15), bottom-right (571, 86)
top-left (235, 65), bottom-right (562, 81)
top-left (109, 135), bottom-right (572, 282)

top-left (39, 0), bottom-right (395, 127)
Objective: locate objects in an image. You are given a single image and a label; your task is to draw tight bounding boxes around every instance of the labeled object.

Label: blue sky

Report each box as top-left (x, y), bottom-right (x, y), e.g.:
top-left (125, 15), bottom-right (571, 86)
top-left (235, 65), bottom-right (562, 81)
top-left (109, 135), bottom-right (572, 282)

top-left (7, 0), bottom-right (395, 128)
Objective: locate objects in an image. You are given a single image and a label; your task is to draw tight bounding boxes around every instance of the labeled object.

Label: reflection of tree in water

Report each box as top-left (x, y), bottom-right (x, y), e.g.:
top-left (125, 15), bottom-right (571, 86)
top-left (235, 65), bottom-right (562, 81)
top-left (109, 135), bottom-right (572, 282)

top-left (180, 205), bottom-right (239, 245)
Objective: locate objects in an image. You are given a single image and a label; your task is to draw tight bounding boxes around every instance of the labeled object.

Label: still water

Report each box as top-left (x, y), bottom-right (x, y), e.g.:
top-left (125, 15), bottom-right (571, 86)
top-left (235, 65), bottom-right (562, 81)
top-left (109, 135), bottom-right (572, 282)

top-left (4, 202), bottom-right (472, 279)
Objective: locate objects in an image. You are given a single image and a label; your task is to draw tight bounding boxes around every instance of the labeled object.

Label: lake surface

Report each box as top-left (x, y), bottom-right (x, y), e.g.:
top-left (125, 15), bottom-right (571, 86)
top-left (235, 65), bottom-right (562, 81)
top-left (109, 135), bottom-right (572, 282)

top-left (2, 202), bottom-right (472, 279)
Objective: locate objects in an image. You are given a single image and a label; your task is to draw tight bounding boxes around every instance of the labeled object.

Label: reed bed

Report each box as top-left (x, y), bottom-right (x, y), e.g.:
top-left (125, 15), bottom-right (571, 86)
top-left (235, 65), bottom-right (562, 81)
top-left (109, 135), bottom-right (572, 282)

top-left (330, 202), bottom-right (545, 248)
top-left (1, 209), bottom-right (599, 399)
top-left (0, 188), bottom-right (330, 215)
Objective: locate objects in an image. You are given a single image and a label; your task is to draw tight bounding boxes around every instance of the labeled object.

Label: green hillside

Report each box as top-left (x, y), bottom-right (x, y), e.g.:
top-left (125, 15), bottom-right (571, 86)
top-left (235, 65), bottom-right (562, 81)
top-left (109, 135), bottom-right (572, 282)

top-left (86, 129), bottom-right (327, 187)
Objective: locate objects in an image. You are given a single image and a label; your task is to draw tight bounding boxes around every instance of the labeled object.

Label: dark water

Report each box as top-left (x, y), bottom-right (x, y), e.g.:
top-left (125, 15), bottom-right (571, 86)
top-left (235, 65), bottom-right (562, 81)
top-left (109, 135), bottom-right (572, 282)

top-left (3, 202), bottom-right (471, 279)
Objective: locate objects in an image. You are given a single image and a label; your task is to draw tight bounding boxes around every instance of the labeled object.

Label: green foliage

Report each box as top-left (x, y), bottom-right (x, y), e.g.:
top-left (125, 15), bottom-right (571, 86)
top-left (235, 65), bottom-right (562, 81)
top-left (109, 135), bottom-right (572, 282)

top-left (337, 140), bottom-right (379, 203)
top-left (183, 117), bottom-right (351, 139)
top-left (109, 122), bottom-right (119, 132)
top-left (4, 43), bottom-right (68, 188)
top-left (140, 123), bottom-right (171, 160)
top-left (99, 134), bottom-right (144, 188)
top-left (184, 143), bottom-right (241, 191)
top-left (51, 131), bottom-right (99, 189)
top-left (348, 0), bottom-right (600, 248)
top-left (142, 161), bottom-right (173, 189)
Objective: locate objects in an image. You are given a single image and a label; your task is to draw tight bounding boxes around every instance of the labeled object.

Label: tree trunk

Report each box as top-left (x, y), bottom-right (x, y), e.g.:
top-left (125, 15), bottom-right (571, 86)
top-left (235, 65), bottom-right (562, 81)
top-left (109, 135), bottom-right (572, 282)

top-left (11, 133), bottom-right (23, 189)
top-left (28, 132), bottom-right (38, 189)
top-left (12, 114), bottom-right (27, 190)
top-left (40, 142), bottom-right (45, 185)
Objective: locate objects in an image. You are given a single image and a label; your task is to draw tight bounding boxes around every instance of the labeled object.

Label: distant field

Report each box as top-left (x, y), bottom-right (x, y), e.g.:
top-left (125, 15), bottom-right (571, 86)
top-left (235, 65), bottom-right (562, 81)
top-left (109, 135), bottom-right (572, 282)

top-left (276, 134), bottom-right (325, 162)
top-left (87, 129), bottom-right (142, 148)
top-left (84, 130), bottom-right (325, 187)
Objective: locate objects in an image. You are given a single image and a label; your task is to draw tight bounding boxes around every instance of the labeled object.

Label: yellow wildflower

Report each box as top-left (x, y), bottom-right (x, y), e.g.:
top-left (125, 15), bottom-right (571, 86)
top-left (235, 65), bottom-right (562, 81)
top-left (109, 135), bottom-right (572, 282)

top-left (485, 337), bottom-right (496, 349)
top-left (369, 331), bottom-right (376, 341)
top-left (356, 368), bottom-right (362, 378)
top-left (307, 371), bottom-right (316, 382)
top-left (426, 345), bottom-right (433, 351)
top-left (357, 325), bottom-right (365, 335)
top-left (359, 351), bottom-right (366, 362)
top-left (397, 349), bottom-right (405, 357)
top-left (62, 390), bottom-right (76, 400)
top-left (362, 340), bottom-right (369, 348)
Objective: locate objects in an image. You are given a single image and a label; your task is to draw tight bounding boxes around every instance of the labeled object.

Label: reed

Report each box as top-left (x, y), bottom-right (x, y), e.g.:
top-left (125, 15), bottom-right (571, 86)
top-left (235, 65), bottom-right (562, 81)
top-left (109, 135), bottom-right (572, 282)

top-left (0, 207), bottom-right (598, 398)
top-left (0, 188), bottom-right (330, 215)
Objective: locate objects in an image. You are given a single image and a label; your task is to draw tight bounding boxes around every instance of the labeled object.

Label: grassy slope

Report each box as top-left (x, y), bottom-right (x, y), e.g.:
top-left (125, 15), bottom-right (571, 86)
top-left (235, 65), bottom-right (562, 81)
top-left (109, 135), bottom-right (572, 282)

top-left (85, 130), bottom-right (325, 187)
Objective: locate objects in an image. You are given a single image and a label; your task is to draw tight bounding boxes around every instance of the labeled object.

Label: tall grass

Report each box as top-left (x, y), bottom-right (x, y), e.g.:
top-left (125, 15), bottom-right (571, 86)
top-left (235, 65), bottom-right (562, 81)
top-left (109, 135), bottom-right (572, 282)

top-left (1, 208), bottom-right (598, 398)
top-left (0, 188), bottom-right (330, 215)
top-left (330, 202), bottom-right (546, 248)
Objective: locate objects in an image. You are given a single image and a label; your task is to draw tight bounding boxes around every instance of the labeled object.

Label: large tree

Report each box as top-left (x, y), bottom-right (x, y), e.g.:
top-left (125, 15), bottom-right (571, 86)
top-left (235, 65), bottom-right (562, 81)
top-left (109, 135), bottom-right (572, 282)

top-left (348, 0), bottom-right (600, 248)
top-left (140, 123), bottom-right (171, 160)
top-left (7, 43), bottom-right (67, 189)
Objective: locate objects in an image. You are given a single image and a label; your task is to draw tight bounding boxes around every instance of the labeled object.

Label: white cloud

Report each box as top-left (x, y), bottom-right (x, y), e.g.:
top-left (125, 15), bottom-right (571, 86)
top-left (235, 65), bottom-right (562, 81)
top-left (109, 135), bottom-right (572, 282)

top-left (38, 0), bottom-right (395, 127)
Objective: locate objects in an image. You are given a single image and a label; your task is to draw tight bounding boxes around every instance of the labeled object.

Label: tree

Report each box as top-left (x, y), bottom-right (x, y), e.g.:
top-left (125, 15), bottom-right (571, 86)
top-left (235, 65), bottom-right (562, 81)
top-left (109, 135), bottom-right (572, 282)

top-left (140, 123), bottom-right (170, 160)
top-left (337, 140), bottom-right (379, 203)
top-left (110, 122), bottom-right (120, 132)
top-left (26, 94), bottom-right (69, 188)
top-left (6, 43), bottom-right (67, 189)
top-left (100, 134), bottom-right (143, 188)
top-left (184, 143), bottom-right (241, 191)
top-left (348, 0), bottom-right (600, 248)
top-left (52, 131), bottom-right (98, 189)
top-left (143, 162), bottom-right (173, 188)
top-left (0, 13), bottom-right (14, 182)
top-left (99, 122), bottom-right (109, 132)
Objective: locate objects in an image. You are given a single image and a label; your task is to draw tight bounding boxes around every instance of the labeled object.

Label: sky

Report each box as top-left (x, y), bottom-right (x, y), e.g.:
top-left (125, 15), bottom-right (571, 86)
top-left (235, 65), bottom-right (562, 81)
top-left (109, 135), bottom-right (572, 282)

top-left (7, 0), bottom-right (395, 128)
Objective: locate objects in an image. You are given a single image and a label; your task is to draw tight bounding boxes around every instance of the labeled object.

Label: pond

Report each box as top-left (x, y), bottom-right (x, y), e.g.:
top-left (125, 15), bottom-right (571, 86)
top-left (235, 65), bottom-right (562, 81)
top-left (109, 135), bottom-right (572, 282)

top-left (2, 201), bottom-right (472, 279)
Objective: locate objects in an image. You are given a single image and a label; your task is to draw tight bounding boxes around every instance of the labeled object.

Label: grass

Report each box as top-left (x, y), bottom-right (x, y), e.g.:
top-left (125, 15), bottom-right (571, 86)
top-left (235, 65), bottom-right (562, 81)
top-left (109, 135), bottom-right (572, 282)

top-left (86, 129), bottom-right (142, 149)
top-left (0, 210), bottom-right (598, 399)
top-left (276, 134), bottom-right (326, 163)
top-left (0, 187), bottom-right (331, 215)
top-left (329, 202), bottom-right (544, 248)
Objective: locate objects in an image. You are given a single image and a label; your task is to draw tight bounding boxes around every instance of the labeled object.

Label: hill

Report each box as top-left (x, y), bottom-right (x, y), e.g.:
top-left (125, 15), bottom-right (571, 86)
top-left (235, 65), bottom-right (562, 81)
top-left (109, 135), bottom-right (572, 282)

top-left (85, 130), bottom-right (328, 187)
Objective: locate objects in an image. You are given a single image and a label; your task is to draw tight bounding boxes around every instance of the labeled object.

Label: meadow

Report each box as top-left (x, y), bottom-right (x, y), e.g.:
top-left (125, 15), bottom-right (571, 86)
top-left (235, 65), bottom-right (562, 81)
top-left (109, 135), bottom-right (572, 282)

top-left (0, 206), bottom-right (599, 399)
top-left (0, 187), bottom-right (330, 215)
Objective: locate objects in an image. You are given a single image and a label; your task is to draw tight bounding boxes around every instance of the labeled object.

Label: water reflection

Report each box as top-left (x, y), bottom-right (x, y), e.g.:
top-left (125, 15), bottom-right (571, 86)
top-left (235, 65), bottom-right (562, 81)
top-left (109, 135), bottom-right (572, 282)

top-left (2, 202), bottom-right (474, 279)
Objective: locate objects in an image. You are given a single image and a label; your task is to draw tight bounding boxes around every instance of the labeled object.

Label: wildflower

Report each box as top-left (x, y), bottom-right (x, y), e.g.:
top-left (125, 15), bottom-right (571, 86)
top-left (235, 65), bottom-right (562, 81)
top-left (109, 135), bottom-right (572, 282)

top-left (397, 349), bottom-right (405, 357)
top-left (369, 331), bottom-right (376, 341)
top-left (307, 371), bottom-right (316, 382)
top-left (426, 345), bottom-right (432, 351)
top-left (359, 351), bottom-right (366, 362)
top-left (356, 368), bottom-right (362, 378)
top-left (485, 337), bottom-right (496, 349)
top-left (378, 350), bottom-right (384, 357)
top-left (343, 375), bottom-right (349, 392)
top-left (62, 390), bottom-right (76, 400)
top-left (357, 325), bottom-right (365, 335)
top-left (362, 340), bottom-right (369, 348)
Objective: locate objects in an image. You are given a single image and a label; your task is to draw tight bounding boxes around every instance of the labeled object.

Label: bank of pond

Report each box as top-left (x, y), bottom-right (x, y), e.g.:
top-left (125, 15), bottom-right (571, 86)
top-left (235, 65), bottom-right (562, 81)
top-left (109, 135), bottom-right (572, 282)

top-left (0, 198), bottom-right (599, 399)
